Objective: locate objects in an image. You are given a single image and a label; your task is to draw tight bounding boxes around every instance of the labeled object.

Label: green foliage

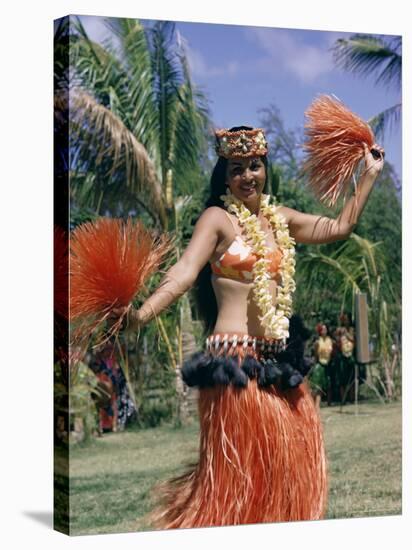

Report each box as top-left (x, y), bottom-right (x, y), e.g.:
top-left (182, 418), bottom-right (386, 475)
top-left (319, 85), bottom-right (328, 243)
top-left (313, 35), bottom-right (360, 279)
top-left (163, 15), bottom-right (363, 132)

top-left (68, 17), bottom-right (210, 226)
top-left (138, 395), bottom-right (174, 428)
top-left (64, 16), bottom-right (213, 430)
top-left (121, 263), bottom-right (180, 427)
top-left (331, 34), bottom-right (401, 141)
top-left (55, 360), bottom-right (101, 443)
top-left (355, 163), bottom-right (401, 299)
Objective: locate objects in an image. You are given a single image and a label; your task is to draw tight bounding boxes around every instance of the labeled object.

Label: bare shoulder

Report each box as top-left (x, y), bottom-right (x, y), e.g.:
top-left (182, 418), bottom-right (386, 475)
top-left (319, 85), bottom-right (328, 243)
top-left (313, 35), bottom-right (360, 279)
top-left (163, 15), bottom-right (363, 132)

top-left (196, 206), bottom-right (228, 230)
top-left (277, 205), bottom-right (300, 224)
top-left (198, 205), bottom-right (227, 220)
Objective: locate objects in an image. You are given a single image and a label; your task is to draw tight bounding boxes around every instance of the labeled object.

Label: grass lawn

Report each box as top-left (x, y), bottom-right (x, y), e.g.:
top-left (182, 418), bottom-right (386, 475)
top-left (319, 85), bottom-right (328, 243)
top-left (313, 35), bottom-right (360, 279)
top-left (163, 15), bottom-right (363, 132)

top-left (322, 401), bottom-right (402, 519)
top-left (63, 400), bottom-right (402, 536)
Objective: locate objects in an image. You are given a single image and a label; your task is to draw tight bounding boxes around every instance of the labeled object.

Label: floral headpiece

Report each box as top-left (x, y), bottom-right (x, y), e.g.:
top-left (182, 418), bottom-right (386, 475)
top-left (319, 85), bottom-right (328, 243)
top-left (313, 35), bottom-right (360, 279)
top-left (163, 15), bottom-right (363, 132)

top-left (215, 128), bottom-right (268, 158)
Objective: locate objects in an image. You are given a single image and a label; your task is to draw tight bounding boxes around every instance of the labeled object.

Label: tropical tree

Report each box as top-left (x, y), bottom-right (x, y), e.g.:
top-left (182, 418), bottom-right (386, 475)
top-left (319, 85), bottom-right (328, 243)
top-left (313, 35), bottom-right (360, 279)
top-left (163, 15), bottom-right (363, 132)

top-left (65, 16), bottom-right (212, 426)
top-left (331, 34), bottom-right (402, 140)
top-left (258, 104), bottom-right (302, 182)
top-left (69, 16), bottom-right (210, 228)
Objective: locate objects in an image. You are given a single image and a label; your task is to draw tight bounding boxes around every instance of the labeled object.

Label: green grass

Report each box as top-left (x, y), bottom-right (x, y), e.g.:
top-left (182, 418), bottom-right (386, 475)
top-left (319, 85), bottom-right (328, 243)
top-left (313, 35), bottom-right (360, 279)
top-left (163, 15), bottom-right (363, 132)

top-left (67, 425), bottom-right (200, 535)
top-left (322, 401), bottom-right (402, 519)
top-left (63, 400), bottom-right (402, 535)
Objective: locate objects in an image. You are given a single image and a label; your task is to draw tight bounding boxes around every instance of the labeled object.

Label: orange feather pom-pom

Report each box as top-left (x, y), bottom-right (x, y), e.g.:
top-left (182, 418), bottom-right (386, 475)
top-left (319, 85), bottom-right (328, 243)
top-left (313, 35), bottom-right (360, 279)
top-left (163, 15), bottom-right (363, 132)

top-left (69, 217), bottom-right (172, 344)
top-left (302, 95), bottom-right (375, 206)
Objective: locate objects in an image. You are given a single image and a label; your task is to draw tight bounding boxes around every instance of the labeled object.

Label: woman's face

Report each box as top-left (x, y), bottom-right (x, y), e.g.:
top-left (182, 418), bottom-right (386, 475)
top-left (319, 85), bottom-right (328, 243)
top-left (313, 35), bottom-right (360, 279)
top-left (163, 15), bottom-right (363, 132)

top-left (320, 325), bottom-right (327, 337)
top-left (225, 156), bottom-right (266, 204)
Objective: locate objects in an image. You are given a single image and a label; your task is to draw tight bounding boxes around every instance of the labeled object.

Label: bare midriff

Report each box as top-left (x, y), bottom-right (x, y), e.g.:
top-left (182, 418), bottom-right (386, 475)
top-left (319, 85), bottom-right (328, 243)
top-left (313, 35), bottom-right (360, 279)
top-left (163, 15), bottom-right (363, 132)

top-left (211, 273), bottom-right (278, 337)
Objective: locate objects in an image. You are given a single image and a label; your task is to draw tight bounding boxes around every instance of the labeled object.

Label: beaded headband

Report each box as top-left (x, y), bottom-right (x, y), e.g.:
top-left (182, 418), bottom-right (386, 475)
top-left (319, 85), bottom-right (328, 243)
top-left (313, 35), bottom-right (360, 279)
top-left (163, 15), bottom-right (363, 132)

top-left (214, 128), bottom-right (268, 158)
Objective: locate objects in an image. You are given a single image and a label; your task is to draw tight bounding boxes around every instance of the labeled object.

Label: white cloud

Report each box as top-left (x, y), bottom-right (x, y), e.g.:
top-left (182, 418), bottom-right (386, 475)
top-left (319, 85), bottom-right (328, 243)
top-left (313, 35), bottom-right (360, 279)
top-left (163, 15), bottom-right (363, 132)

top-left (245, 27), bottom-right (336, 83)
top-left (288, 44), bottom-right (334, 82)
top-left (184, 41), bottom-right (239, 79)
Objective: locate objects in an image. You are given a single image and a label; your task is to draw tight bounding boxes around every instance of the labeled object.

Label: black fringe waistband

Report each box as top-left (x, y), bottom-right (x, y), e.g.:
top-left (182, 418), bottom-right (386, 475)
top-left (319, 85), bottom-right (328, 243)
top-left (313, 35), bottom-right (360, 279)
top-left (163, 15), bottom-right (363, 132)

top-left (182, 344), bottom-right (312, 391)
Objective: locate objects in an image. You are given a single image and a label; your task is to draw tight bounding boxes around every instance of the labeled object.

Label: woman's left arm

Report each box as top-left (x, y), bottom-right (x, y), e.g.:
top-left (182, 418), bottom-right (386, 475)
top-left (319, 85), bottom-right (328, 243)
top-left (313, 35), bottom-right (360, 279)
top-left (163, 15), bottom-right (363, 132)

top-left (281, 144), bottom-right (385, 245)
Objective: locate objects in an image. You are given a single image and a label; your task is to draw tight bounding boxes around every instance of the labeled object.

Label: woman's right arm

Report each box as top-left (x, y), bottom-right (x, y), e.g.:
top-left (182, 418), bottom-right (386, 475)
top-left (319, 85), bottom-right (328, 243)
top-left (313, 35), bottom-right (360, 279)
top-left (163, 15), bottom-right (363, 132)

top-left (127, 207), bottom-right (225, 329)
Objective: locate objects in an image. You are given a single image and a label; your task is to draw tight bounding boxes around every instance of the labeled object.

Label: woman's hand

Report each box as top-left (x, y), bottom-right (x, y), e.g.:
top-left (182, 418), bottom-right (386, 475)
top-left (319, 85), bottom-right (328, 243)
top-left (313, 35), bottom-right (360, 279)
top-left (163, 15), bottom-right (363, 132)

top-left (364, 142), bottom-right (385, 178)
top-left (107, 306), bottom-right (141, 332)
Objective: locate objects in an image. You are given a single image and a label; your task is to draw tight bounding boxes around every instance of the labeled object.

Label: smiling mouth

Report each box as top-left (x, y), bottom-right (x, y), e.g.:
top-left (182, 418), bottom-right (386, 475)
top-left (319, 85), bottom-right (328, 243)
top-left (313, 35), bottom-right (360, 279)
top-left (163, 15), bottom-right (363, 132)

top-left (240, 183), bottom-right (257, 191)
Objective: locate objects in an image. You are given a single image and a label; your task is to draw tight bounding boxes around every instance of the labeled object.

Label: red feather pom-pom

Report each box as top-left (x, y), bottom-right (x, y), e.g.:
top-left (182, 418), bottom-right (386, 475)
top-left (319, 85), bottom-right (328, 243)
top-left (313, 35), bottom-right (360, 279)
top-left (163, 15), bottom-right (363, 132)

top-left (69, 217), bottom-right (172, 344)
top-left (302, 95), bottom-right (375, 206)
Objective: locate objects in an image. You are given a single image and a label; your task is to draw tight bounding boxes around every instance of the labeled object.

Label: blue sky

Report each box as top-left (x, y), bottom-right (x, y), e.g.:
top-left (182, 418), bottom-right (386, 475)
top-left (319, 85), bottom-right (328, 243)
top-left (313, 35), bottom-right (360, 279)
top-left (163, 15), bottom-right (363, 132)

top-left (79, 15), bottom-right (402, 181)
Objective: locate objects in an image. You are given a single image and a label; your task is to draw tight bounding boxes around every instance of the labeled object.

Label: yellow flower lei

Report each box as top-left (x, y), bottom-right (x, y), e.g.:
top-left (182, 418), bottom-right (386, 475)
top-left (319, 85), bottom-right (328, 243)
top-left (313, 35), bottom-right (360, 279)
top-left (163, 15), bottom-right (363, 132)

top-left (220, 191), bottom-right (296, 340)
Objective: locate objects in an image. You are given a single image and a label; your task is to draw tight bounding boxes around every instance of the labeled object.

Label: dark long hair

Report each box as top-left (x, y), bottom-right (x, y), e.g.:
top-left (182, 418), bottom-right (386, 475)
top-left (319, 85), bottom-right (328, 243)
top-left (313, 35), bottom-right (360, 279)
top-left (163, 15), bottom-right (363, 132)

top-left (194, 126), bottom-right (270, 333)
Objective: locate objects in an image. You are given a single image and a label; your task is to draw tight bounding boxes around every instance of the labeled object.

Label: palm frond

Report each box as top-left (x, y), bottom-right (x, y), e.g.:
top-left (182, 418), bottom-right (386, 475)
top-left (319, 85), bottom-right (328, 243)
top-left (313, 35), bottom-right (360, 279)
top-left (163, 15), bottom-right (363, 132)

top-left (171, 84), bottom-right (209, 193)
top-left (298, 232), bottom-right (385, 314)
top-left (300, 250), bottom-right (361, 293)
top-left (72, 16), bottom-right (108, 68)
top-left (71, 17), bottom-right (124, 91)
top-left (170, 32), bottom-right (211, 195)
top-left (104, 18), bottom-right (160, 161)
top-left (332, 34), bottom-right (401, 91)
top-left (71, 89), bottom-right (167, 227)
top-left (348, 233), bottom-right (380, 277)
top-left (177, 32), bottom-right (211, 125)
top-left (368, 103), bottom-right (402, 141)
top-left (148, 21), bottom-right (183, 185)
top-left (71, 18), bottom-right (137, 127)
top-left (69, 16), bottom-right (211, 229)
top-left (54, 17), bottom-right (70, 89)
top-left (70, 172), bottom-right (97, 209)
top-left (376, 51), bottom-right (402, 90)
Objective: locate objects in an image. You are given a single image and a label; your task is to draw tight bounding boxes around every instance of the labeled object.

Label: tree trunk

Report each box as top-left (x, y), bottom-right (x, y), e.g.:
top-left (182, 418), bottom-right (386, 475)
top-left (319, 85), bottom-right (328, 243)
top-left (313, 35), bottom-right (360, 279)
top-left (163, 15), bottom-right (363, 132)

top-left (383, 354), bottom-right (394, 401)
top-left (174, 295), bottom-right (197, 425)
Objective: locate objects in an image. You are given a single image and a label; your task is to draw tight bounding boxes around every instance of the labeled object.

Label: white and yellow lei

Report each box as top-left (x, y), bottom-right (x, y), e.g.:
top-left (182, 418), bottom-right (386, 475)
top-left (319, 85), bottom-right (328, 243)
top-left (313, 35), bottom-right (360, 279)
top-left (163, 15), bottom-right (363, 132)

top-left (220, 191), bottom-right (296, 340)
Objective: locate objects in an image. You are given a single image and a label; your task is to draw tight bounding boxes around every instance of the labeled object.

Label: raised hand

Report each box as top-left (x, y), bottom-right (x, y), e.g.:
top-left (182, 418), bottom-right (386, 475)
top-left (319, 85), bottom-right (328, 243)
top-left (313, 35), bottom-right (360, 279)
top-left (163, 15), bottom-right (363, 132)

top-left (364, 142), bottom-right (385, 177)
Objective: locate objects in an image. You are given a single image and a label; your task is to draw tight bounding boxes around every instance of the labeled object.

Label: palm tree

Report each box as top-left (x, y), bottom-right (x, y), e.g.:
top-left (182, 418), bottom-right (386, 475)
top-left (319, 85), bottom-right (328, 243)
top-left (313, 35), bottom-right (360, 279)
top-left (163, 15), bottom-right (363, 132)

top-left (331, 35), bottom-right (402, 140)
top-left (65, 16), bottom-right (211, 425)
top-left (69, 17), bottom-right (210, 228)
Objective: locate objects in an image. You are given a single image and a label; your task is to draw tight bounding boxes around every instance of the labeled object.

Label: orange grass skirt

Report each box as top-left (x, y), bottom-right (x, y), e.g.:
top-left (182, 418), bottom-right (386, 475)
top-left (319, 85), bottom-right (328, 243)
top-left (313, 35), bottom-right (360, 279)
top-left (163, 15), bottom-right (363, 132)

top-left (149, 335), bottom-right (328, 529)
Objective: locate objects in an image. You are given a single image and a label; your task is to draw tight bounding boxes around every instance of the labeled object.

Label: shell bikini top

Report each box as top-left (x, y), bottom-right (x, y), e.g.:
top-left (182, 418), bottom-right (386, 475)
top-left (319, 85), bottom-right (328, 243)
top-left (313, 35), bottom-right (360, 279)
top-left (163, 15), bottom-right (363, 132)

top-left (210, 212), bottom-right (283, 282)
